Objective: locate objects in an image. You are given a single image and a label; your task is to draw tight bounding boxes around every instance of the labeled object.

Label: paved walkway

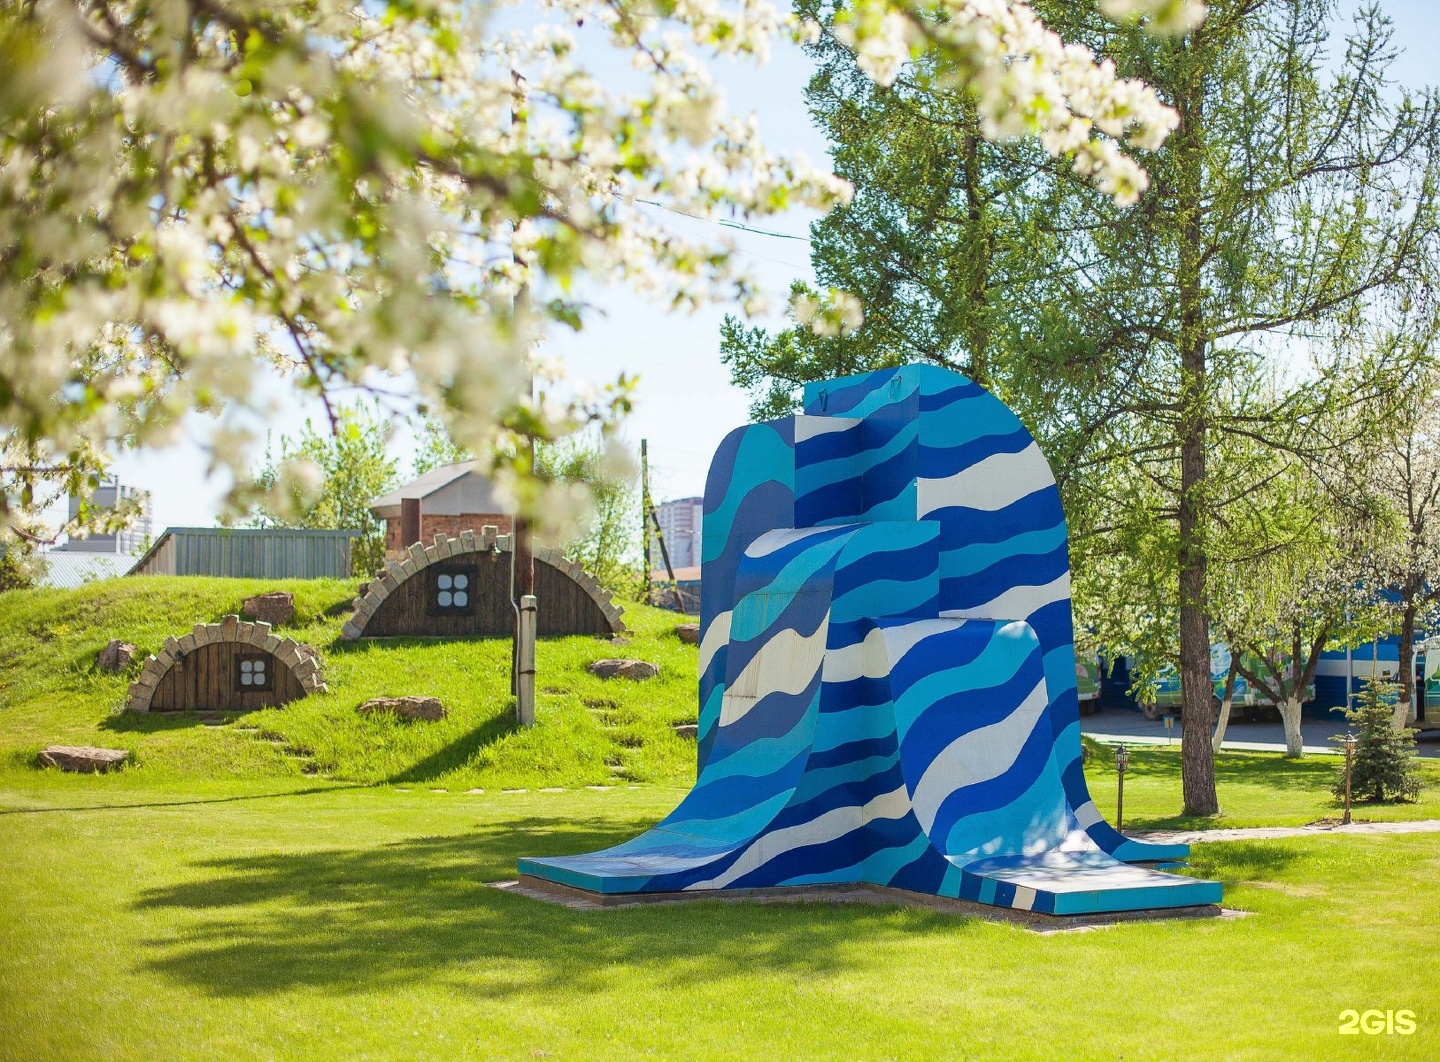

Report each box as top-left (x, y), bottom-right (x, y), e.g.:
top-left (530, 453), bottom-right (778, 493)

top-left (1132, 819), bottom-right (1440, 844)
top-left (1080, 706), bottom-right (1440, 758)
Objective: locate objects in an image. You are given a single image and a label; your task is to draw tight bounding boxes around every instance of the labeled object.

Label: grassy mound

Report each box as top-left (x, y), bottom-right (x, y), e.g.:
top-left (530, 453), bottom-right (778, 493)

top-left (0, 576), bottom-right (700, 789)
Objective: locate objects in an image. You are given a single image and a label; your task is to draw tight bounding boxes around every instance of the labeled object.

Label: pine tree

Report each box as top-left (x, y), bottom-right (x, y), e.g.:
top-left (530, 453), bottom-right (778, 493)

top-left (1333, 681), bottom-right (1424, 804)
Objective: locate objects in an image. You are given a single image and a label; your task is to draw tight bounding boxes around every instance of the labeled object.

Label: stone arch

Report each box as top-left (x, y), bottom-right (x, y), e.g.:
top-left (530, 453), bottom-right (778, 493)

top-left (342, 528), bottom-right (624, 640)
top-left (127, 615), bottom-right (325, 712)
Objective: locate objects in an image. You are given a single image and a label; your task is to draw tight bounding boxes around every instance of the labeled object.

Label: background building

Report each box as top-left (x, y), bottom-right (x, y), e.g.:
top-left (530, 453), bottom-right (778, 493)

top-left (369, 463), bottom-right (513, 561)
top-left (27, 477), bottom-right (153, 588)
top-left (650, 496), bottom-right (702, 570)
top-left (58, 478), bottom-right (151, 554)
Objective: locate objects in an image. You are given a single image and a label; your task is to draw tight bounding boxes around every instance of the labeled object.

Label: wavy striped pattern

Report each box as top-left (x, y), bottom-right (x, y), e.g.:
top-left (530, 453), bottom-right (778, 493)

top-left (520, 365), bottom-right (1214, 912)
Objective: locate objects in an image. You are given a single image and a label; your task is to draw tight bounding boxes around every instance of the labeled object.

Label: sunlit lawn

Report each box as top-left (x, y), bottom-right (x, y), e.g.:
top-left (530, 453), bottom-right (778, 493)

top-left (1083, 743), bottom-right (1440, 829)
top-left (6, 578), bottom-right (1440, 1059)
top-left (1, 775), bottom-right (1436, 1062)
top-left (0, 578), bottom-right (700, 789)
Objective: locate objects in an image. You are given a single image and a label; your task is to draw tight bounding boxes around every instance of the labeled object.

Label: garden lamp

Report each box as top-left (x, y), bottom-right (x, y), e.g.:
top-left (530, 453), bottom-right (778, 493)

top-left (1115, 743), bottom-right (1130, 831)
top-left (1342, 732), bottom-right (1357, 826)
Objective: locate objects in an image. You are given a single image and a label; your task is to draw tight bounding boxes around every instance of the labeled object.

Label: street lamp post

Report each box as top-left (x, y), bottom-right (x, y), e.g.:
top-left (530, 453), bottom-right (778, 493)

top-left (1115, 743), bottom-right (1130, 832)
top-left (1342, 731), bottom-right (1357, 826)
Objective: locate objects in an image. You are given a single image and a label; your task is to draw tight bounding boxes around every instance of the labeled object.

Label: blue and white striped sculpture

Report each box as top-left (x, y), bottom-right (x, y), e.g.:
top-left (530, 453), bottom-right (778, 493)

top-left (521, 365), bottom-right (1220, 915)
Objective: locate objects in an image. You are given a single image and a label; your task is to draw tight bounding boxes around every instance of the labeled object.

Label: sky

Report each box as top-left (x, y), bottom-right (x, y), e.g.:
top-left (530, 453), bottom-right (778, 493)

top-left (75, 0), bottom-right (1440, 534)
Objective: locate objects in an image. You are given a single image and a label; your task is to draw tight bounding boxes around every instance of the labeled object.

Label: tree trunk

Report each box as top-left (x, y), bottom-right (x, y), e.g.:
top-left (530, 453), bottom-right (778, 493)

top-left (1280, 695), bottom-right (1305, 758)
top-left (1174, 40), bottom-right (1218, 816)
top-left (1395, 591), bottom-right (1418, 729)
top-left (961, 106), bottom-right (991, 388)
top-left (1212, 657), bottom-right (1239, 755)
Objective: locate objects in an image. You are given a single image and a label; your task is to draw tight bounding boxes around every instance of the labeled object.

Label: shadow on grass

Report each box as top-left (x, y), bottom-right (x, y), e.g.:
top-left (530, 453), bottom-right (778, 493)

top-left (1184, 840), bottom-right (1304, 885)
top-left (385, 715), bottom-right (517, 784)
top-left (0, 783), bottom-right (367, 816)
top-left (131, 816), bottom-right (973, 999)
top-left (98, 710), bottom-right (253, 734)
top-left (324, 634), bottom-right (510, 655)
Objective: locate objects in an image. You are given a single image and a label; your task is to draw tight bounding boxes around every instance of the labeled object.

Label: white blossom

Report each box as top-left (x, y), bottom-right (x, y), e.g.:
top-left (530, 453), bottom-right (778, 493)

top-left (0, 0), bottom-right (1195, 533)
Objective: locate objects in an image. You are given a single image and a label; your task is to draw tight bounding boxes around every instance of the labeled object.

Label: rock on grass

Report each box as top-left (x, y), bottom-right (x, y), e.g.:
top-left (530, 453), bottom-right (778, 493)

top-left (587, 659), bottom-right (659, 681)
top-left (357, 696), bottom-right (448, 722)
top-left (242, 590), bottom-right (295, 627)
top-left (38, 746), bottom-right (129, 773)
top-left (95, 640), bottom-right (136, 673)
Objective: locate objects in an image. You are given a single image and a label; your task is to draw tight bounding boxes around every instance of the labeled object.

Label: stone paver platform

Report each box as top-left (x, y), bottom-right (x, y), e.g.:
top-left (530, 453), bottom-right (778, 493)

top-left (493, 876), bottom-right (1230, 934)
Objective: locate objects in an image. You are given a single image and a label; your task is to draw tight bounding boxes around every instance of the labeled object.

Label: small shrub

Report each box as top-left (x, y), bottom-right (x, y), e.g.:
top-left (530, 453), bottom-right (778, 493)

top-left (1331, 680), bottom-right (1424, 804)
top-left (0, 541), bottom-right (45, 592)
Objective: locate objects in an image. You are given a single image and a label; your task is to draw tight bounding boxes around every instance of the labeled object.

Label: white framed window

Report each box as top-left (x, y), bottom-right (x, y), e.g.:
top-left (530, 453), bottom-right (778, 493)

top-left (236, 655), bottom-right (273, 692)
top-left (431, 566), bottom-right (476, 615)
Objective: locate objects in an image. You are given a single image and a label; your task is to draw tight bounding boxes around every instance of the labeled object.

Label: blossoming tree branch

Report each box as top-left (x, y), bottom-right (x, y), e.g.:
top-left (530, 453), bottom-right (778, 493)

top-left (0, 0), bottom-right (1201, 534)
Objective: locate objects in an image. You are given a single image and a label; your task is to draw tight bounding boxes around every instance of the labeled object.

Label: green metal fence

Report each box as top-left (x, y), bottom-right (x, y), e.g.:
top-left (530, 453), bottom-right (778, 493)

top-left (128, 528), bottom-right (360, 579)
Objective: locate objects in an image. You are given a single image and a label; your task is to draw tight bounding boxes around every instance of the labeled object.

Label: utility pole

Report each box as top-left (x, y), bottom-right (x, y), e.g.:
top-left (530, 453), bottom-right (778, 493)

top-left (649, 500), bottom-right (682, 613)
top-left (641, 438), bottom-right (652, 606)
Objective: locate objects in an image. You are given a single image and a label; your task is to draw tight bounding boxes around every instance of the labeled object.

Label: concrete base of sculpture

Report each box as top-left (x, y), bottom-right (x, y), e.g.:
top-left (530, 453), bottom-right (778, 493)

top-left (497, 876), bottom-right (1227, 931)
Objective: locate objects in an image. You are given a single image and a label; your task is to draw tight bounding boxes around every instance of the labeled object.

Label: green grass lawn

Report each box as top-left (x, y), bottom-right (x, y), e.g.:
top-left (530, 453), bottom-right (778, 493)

top-left (0, 778), bottom-right (1435, 1062)
top-left (0, 576), bottom-right (700, 789)
top-left (5, 575), bottom-right (1440, 824)
top-left (1083, 743), bottom-right (1440, 829)
top-left (5, 578), bottom-right (1440, 1059)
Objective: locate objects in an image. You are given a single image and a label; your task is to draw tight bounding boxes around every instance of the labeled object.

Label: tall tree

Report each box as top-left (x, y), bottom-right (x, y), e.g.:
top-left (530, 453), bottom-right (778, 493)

top-left (721, 43), bottom-right (1052, 410)
top-left (1078, 1), bottom-right (1438, 812)
top-left (1210, 454), bottom-right (1389, 756)
top-left (1367, 358), bottom-right (1440, 725)
top-left (728, 1), bottom-right (1440, 815)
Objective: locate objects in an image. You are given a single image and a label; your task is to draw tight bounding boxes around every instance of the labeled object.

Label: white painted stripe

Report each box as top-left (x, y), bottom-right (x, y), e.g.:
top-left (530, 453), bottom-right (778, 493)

top-left (718, 618), bottom-right (830, 727)
top-left (1072, 800), bottom-right (1103, 829)
top-left (878, 618), bottom-right (967, 670)
top-left (1011, 885), bottom-right (1037, 911)
top-left (862, 782), bottom-right (912, 824)
top-left (688, 785), bottom-right (908, 890)
top-left (916, 441), bottom-right (1053, 515)
top-left (909, 681), bottom-right (1048, 834)
top-left (821, 627), bottom-right (893, 683)
top-left (699, 610), bottom-right (732, 674)
top-left (795, 415), bottom-right (861, 443)
top-left (744, 526), bottom-right (849, 559)
top-left (940, 572), bottom-right (1070, 623)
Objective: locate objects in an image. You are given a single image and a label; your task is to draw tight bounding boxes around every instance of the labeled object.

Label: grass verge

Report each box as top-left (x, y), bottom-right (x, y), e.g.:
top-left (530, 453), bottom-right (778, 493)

top-left (0, 780), bottom-right (1434, 1061)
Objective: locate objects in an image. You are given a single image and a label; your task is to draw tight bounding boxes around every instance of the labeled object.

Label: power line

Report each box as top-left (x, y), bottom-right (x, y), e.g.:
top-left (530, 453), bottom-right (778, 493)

top-left (628, 196), bottom-right (813, 244)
